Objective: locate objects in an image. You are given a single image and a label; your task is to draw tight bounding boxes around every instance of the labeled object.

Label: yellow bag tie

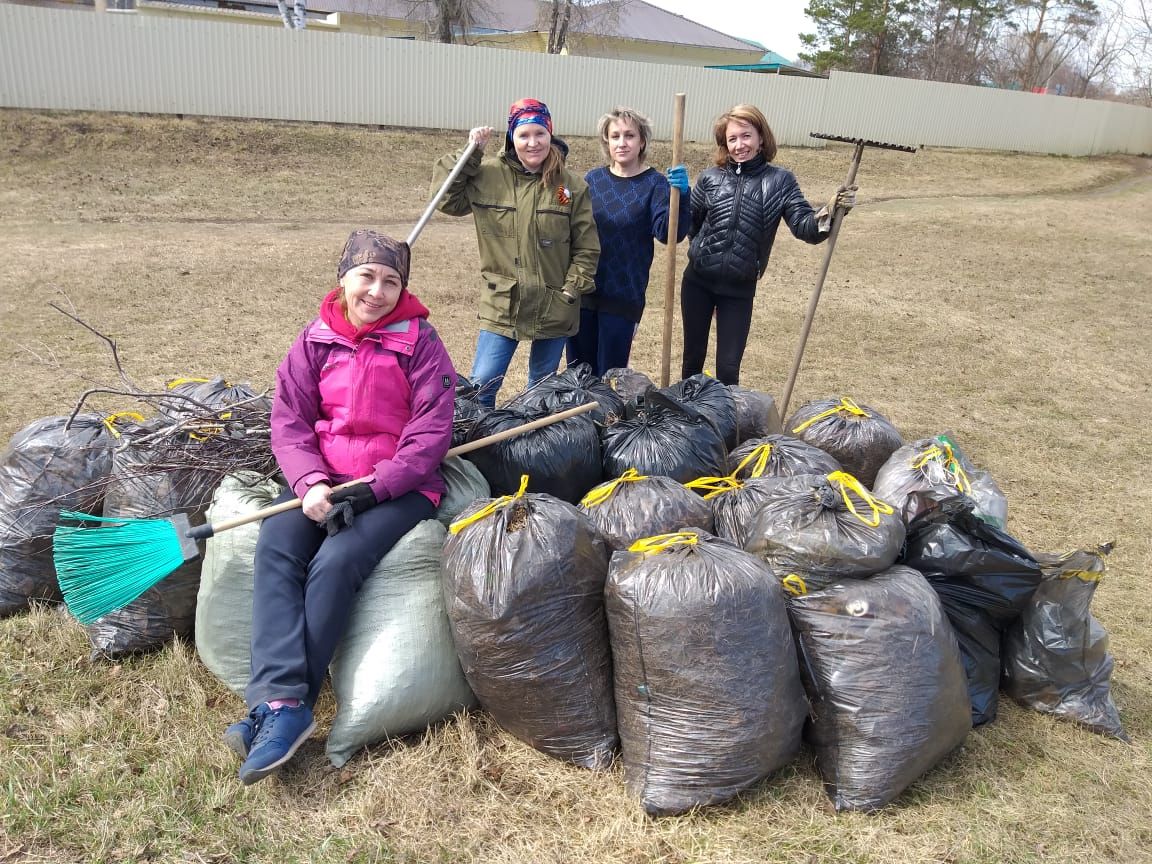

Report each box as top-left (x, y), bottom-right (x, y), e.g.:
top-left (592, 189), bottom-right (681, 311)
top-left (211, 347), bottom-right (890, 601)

top-left (165, 377), bottom-right (211, 389)
top-left (912, 442), bottom-right (971, 493)
top-left (826, 470), bottom-right (894, 528)
top-left (449, 474), bottom-right (530, 535)
top-left (685, 475), bottom-right (743, 500)
top-left (734, 443), bottom-right (774, 479)
top-left (791, 397), bottom-right (871, 435)
top-left (781, 573), bottom-right (808, 597)
top-left (102, 411), bottom-right (146, 439)
top-left (579, 468), bottom-right (647, 508)
top-left (1060, 569), bottom-right (1104, 583)
top-left (628, 532), bottom-right (699, 554)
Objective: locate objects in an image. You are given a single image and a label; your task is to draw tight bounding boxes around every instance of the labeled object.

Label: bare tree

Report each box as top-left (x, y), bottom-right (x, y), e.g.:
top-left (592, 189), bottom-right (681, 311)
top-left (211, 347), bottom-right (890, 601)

top-left (1001, 0), bottom-right (1101, 92)
top-left (547, 0), bottom-right (574, 53)
top-left (1067, 0), bottom-right (1130, 96)
top-left (542, 0), bottom-right (628, 55)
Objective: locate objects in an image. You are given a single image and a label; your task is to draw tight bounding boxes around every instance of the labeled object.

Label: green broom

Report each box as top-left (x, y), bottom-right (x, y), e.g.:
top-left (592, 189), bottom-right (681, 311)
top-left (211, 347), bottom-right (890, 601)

top-left (53, 402), bottom-right (597, 624)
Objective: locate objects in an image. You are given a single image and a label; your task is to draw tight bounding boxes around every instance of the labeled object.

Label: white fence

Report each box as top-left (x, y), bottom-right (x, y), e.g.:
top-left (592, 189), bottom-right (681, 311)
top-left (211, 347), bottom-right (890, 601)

top-left (2, 3), bottom-right (1150, 156)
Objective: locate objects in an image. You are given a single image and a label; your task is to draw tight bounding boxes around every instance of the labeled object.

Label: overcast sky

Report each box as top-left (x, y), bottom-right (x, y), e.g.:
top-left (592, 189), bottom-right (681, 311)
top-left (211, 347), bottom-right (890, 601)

top-left (643, 0), bottom-right (814, 63)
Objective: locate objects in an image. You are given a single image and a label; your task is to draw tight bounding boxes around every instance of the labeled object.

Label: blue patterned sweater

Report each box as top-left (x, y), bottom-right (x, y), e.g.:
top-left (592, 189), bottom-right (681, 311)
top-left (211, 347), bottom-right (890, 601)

top-left (583, 166), bottom-right (692, 323)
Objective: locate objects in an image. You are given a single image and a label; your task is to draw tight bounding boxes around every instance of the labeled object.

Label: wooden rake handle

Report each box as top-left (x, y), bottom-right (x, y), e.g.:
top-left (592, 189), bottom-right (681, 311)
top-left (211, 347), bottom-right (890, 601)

top-left (191, 401), bottom-right (598, 537)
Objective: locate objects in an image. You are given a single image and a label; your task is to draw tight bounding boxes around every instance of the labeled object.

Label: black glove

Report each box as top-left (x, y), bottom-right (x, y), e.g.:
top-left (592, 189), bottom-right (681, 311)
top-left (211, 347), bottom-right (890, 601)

top-left (321, 482), bottom-right (378, 536)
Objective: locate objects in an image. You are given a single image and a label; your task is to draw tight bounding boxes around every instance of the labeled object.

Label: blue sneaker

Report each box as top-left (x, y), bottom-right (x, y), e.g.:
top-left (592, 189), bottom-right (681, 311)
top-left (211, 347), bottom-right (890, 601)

top-left (221, 705), bottom-right (267, 759)
top-left (238, 703), bottom-right (316, 786)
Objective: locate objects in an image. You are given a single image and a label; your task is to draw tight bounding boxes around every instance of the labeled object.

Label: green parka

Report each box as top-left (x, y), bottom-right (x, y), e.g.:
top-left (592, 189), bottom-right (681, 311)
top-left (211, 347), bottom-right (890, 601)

top-left (432, 143), bottom-right (600, 341)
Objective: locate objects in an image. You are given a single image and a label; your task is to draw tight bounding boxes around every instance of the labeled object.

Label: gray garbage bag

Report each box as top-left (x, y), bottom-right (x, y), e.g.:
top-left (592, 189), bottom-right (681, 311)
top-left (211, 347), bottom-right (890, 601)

top-left (1002, 545), bottom-right (1128, 741)
top-left (86, 417), bottom-right (222, 659)
top-left (745, 472), bottom-right (906, 592)
top-left (789, 566), bottom-right (972, 811)
top-left (0, 414), bottom-right (117, 616)
top-left (658, 374), bottom-right (738, 449)
top-left (327, 519), bottom-right (477, 767)
top-left (579, 470), bottom-right (713, 551)
top-left (603, 367), bottom-right (655, 404)
top-left (730, 385), bottom-right (782, 444)
top-left (699, 476), bottom-right (782, 549)
top-left (435, 456), bottom-right (491, 527)
top-left (442, 486), bottom-right (616, 768)
top-left (785, 396), bottom-right (903, 487)
top-left (873, 434), bottom-right (1007, 529)
top-left (606, 530), bottom-right (806, 815)
top-left (728, 434), bottom-right (841, 482)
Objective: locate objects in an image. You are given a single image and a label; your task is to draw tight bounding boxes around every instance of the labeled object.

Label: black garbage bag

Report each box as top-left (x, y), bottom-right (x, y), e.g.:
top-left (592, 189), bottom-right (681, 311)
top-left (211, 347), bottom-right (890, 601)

top-left (603, 367), bottom-right (655, 404)
top-left (873, 434), bottom-right (1007, 528)
top-left (744, 472), bottom-right (906, 592)
top-left (464, 390), bottom-right (602, 505)
top-left (86, 417), bottom-right (222, 659)
top-left (0, 414), bottom-right (117, 617)
top-left (1002, 544), bottom-right (1128, 741)
top-left (452, 375), bottom-right (489, 448)
top-left (606, 530), bottom-right (806, 815)
top-left (785, 397), bottom-right (903, 487)
top-left (579, 470), bottom-right (713, 551)
top-left (658, 374), bottom-right (738, 449)
top-left (696, 476), bottom-right (782, 549)
top-left (513, 363), bottom-right (626, 425)
top-left (788, 566), bottom-right (972, 811)
top-left (159, 376), bottom-right (271, 425)
top-left (442, 484), bottom-right (616, 768)
top-left (730, 385), bottom-right (783, 444)
top-left (600, 391), bottom-right (727, 485)
top-left (901, 498), bottom-right (1043, 726)
top-left (728, 434), bottom-right (841, 482)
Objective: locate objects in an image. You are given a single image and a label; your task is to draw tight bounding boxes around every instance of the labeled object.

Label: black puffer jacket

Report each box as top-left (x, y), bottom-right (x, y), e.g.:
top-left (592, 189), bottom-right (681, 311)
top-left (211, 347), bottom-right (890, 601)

top-left (688, 155), bottom-right (827, 288)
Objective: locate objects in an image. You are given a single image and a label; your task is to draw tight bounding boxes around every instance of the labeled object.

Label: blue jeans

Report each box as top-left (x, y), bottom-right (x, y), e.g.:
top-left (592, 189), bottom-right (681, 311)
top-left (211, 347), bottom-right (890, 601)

top-left (471, 329), bottom-right (566, 408)
top-left (566, 308), bottom-right (639, 378)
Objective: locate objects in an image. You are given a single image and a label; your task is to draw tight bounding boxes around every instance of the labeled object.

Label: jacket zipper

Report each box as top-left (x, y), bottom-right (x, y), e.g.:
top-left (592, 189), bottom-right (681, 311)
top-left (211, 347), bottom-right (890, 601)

top-left (723, 169), bottom-right (746, 279)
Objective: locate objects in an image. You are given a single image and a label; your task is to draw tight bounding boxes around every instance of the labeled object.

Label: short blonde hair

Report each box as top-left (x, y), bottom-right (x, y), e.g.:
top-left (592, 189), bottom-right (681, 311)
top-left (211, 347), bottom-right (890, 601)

top-left (597, 107), bottom-right (653, 165)
top-left (712, 104), bottom-right (777, 166)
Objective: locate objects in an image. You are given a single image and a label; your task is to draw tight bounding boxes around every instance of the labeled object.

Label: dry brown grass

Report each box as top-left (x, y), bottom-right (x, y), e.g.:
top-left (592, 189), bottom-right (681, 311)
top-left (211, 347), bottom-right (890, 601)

top-left (1, 109), bottom-right (1150, 864)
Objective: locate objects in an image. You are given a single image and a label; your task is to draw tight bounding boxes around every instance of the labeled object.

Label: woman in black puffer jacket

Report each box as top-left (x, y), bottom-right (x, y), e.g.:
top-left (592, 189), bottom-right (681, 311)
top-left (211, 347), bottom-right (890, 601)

top-left (681, 104), bottom-right (855, 385)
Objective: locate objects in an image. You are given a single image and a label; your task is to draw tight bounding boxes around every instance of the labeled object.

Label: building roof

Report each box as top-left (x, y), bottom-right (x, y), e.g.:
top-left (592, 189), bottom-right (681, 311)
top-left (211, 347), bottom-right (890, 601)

top-left (193, 0), bottom-right (765, 51)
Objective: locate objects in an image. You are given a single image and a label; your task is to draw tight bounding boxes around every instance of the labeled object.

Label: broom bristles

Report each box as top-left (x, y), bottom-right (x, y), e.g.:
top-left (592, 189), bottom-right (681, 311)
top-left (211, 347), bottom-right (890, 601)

top-left (53, 512), bottom-right (188, 625)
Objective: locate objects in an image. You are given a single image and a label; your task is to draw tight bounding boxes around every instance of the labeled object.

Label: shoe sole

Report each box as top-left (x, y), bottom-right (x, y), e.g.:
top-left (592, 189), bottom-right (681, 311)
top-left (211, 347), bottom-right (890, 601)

top-left (221, 729), bottom-right (250, 760)
top-left (239, 720), bottom-right (317, 786)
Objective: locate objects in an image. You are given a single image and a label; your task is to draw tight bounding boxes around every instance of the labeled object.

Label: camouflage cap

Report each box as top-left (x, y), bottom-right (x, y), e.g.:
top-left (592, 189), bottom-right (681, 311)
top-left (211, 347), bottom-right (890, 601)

top-left (337, 229), bottom-right (411, 286)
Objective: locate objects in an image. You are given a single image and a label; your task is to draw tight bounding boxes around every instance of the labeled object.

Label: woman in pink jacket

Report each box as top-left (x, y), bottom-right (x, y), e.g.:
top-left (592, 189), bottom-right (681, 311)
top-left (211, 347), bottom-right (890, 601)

top-left (223, 229), bottom-right (456, 786)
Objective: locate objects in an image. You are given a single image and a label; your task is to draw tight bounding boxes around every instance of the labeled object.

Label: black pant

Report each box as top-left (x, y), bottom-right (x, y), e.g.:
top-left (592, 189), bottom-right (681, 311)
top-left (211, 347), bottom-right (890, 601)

top-left (246, 490), bottom-right (434, 708)
top-left (679, 269), bottom-right (755, 386)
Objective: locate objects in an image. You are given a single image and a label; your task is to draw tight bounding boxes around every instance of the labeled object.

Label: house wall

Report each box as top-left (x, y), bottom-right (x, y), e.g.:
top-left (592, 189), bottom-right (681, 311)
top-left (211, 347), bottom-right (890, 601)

top-left (2, 4), bottom-right (1150, 156)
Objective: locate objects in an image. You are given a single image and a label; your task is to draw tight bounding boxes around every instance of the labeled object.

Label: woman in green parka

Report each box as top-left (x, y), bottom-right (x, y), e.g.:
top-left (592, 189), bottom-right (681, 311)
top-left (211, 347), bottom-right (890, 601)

top-left (433, 98), bottom-right (600, 407)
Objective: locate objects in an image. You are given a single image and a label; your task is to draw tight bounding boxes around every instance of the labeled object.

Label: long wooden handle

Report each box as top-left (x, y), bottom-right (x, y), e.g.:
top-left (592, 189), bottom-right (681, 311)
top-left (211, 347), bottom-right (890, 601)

top-left (778, 141), bottom-right (865, 419)
top-left (196, 400), bottom-right (598, 536)
top-left (407, 139), bottom-right (478, 247)
top-left (660, 92), bottom-right (687, 389)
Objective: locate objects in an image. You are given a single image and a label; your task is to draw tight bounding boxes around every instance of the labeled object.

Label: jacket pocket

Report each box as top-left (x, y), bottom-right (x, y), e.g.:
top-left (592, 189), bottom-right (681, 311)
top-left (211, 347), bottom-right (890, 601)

top-left (473, 202), bottom-right (516, 238)
top-left (537, 284), bottom-right (579, 336)
top-left (479, 271), bottom-right (517, 329)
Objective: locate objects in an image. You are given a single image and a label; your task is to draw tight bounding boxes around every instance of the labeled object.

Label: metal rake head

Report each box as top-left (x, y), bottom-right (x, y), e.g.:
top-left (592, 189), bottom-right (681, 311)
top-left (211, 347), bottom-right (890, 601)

top-left (810, 132), bottom-right (919, 153)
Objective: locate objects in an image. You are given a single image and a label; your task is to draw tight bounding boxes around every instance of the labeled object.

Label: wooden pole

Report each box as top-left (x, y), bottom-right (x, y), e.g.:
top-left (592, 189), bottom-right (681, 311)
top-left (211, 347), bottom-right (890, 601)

top-left (659, 92), bottom-right (687, 388)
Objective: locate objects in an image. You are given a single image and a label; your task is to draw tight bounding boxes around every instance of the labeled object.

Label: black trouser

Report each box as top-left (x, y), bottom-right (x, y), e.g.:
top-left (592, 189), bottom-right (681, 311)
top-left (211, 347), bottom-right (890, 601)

top-left (679, 268), bottom-right (755, 386)
top-left (245, 490), bottom-right (434, 709)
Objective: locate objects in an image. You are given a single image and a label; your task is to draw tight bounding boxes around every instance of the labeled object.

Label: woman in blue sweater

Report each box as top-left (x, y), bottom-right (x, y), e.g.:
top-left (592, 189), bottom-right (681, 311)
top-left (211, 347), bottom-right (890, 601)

top-left (566, 106), bottom-right (692, 376)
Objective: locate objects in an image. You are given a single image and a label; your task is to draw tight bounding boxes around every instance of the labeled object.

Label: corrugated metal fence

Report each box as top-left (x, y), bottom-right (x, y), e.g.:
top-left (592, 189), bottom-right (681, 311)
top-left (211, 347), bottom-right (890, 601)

top-left (2, 3), bottom-right (1150, 156)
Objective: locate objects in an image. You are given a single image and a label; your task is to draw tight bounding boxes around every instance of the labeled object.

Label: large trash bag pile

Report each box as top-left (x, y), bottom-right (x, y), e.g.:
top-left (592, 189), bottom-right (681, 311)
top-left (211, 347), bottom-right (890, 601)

top-left (1001, 544), bottom-right (1128, 740)
top-left (606, 530), bottom-right (806, 815)
top-left (442, 479), bottom-right (617, 768)
top-left (788, 566), bottom-right (972, 811)
top-left (785, 396), bottom-right (903, 487)
top-left (464, 390), bottom-right (602, 504)
top-left (0, 414), bottom-right (118, 617)
top-left (579, 470), bottom-right (713, 551)
top-left (873, 434), bottom-right (1007, 528)
top-left (744, 471), bottom-right (906, 593)
top-left (601, 391), bottom-right (727, 484)
top-left (901, 498), bottom-right (1043, 726)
